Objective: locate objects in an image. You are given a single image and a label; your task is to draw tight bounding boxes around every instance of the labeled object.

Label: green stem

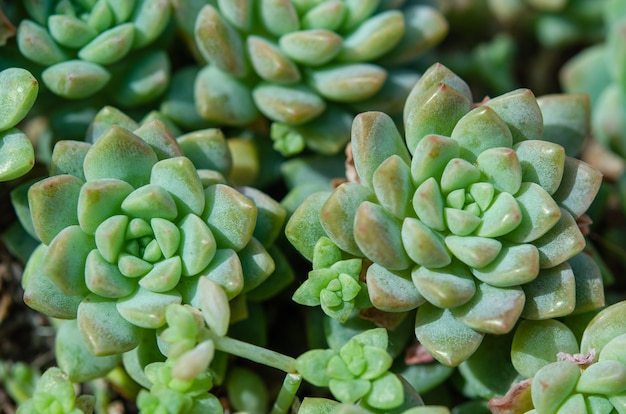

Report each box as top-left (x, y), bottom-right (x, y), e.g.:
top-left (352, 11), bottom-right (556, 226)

top-left (209, 333), bottom-right (297, 373)
top-left (270, 373), bottom-right (302, 414)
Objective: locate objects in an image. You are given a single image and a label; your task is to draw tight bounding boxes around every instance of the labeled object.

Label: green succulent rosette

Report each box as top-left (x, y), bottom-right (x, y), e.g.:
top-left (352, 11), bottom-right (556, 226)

top-left (13, 0), bottom-right (172, 103)
top-left (286, 62), bottom-right (604, 367)
top-left (18, 110), bottom-right (286, 372)
top-left (183, 0), bottom-right (447, 155)
top-left (487, 301), bottom-right (626, 413)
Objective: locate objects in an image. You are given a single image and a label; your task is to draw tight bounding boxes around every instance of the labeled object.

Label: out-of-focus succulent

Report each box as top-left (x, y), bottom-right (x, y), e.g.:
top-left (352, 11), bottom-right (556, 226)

top-left (13, 0), bottom-right (172, 104)
top-left (183, 0), bottom-right (448, 155)
top-left (560, 0), bottom-right (626, 159)
top-left (16, 367), bottom-right (95, 414)
top-left (0, 67), bottom-right (38, 181)
top-left (16, 107), bottom-right (286, 376)
top-left (488, 300), bottom-right (626, 413)
top-left (287, 62), bottom-right (604, 367)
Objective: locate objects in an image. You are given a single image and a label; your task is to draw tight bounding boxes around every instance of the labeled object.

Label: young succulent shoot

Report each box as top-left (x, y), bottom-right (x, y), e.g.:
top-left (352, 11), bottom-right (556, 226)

top-left (16, 367), bottom-right (95, 414)
top-left (296, 327), bottom-right (404, 410)
top-left (0, 67), bottom-right (38, 181)
top-left (189, 1), bottom-right (448, 155)
top-left (14, 0), bottom-right (172, 103)
top-left (17, 107), bottom-right (286, 379)
top-left (492, 300), bottom-right (626, 413)
top-left (287, 62), bottom-right (604, 367)
top-left (292, 236), bottom-right (371, 322)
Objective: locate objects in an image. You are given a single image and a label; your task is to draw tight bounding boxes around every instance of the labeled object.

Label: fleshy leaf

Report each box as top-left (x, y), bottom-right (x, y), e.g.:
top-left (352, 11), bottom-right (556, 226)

top-left (366, 263), bottom-right (425, 312)
top-left (247, 35), bottom-right (300, 83)
top-left (413, 177), bottom-right (445, 232)
top-left (402, 217), bottom-right (451, 268)
top-left (471, 243), bottom-right (539, 287)
top-left (576, 360), bottom-right (626, 395)
top-left (354, 201), bottom-right (411, 270)
top-left (295, 349), bottom-right (335, 387)
top-left (306, 63), bottom-right (387, 103)
top-left (451, 106), bottom-right (513, 162)
top-left (42, 60), bottom-right (111, 99)
top-left (0, 129), bottom-right (35, 182)
top-left (121, 184), bottom-right (178, 221)
top-left (178, 213), bottom-right (216, 276)
top-left (551, 157), bottom-right (602, 219)
top-left (49, 140), bottom-right (91, 180)
top-left (581, 301), bottom-right (626, 356)
top-left (537, 93), bottom-right (589, 157)
top-left (444, 236), bottom-right (502, 269)
top-left (320, 182), bottom-right (374, 256)
top-left (285, 191), bottom-right (331, 261)
top-left (78, 23), bottom-right (135, 65)
top-left (475, 147), bottom-right (522, 195)
top-left (365, 372), bottom-right (405, 410)
top-left (337, 10), bottom-right (405, 62)
top-left (351, 112), bottom-right (411, 189)
top-left (139, 257), bottom-right (182, 292)
top-left (0, 67), bottom-right (39, 130)
top-left (78, 179), bottom-right (134, 235)
top-left (238, 237), bottom-right (275, 293)
top-left (521, 262), bottom-right (576, 319)
top-left (78, 295), bottom-right (143, 355)
top-left (329, 379), bottom-right (371, 404)
top-left (253, 82), bottom-right (326, 124)
top-left (203, 184), bottom-right (257, 251)
top-left (116, 287), bottom-right (182, 329)
top-left (95, 215), bottom-right (128, 263)
top-left (483, 88), bottom-right (543, 144)
top-left (28, 174), bottom-right (83, 245)
top-left (506, 182), bottom-right (561, 243)
top-left (83, 125), bottom-right (158, 188)
top-left (373, 155), bottom-right (414, 219)
top-left (177, 128), bottom-right (233, 176)
top-left (513, 140), bottom-right (565, 195)
top-left (197, 276), bottom-right (230, 336)
top-left (531, 361), bottom-right (580, 414)
top-left (475, 192), bottom-right (522, 238)
top-left (511, 319), bottom-right (578, 378)
top-left (440, 158), bottom-right (481, 194)
top-left (568, 251), bottom-right (605, 315)
top-left (414, 303), bottom-right (484, 367)
top-left (533, 208), bottom-right (586, 269)
top-left (412, 262), bottom-right (476, 309)
top-left (451, 282), bottom-right (525, 334)
top-left (279, 29), bottom-right (343, 66)
top-left (150, 157), bottom-right (205, 217)
top-left (410, 134), bottom-right (460, 188)
top-left (85, 249), bottom-right (136, 298)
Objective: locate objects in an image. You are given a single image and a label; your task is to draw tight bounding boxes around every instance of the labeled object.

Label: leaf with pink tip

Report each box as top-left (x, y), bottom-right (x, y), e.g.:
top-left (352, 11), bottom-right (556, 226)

top-left (415, 303), bottom-right (484, 367)
top-left (28, 175), bottom-right (82, 245)
top-left (373, 155), bottom-right (414, 219)
top-left (402, 217), bottom-right (451, 268)
top-left (78, 179), bottom-right (134, 235)
top-left (412, 261), bottom-right (476, 309)
top-left (83, 125), bottom-right (158, 188)
top-left (95, 215), bottom-right (128, 264)
top-left (78, 294), bottom-right (143, 355)
top-left (452, 282), bottom-right (524, 334)
top-left (133, 119), bottom-right (184, 160)
top-left (351, 112), bottom-right (410, 189)
top-left (514, 140), bottom-right (565, 195)
top-left (475, 192), bottom-right (522, 238)
top-left (412, 177), bottom-right (445, 232)
top-left (410, 134), bottom-right (460, 188)
top-left (139, 257), bottom-right (182, 293)
top-left (85, 249), bottom-right (136, 298)
top-left (320, 182), bottom-right (375, 256)
top-left (471, 243), bottom-right (539, 287)
top-left (354, 201), bottom-right (411, 270)
top-left (451, 106), bottom-right (513, 163)
top-left (475, 147), bottom-right (522, 195)
top-left (483, 88), bottom-right (543, 144)
top-left (366, 263), bottom-right (425, 312)
top-left (116, 287), bottom-right (182, 329)
top-left (445, 236), bottom-right (502, 269)
top-left (440, 158), bottom-right (481, 194)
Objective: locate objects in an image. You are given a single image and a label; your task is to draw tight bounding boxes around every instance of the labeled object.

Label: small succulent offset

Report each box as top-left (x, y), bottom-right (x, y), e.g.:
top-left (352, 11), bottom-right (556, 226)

top-left (0, 67), bottom-right (38, 181)
top-left (287, 62), bottom-right (604, 367)
top-left (187, 0), bottom-right (447, 155)
top-left (16, 367), bottom-right (95, 414)
top-left (14, 0), bottom-right (171, 103)
top-left (17, 107), bottom-right (286, 368)
top-left (490, 300), bottom-right (626, 413)
top-left (295, 327), bottom-right (404, 411)
top-left (292, 236), bottom-right (371, 322)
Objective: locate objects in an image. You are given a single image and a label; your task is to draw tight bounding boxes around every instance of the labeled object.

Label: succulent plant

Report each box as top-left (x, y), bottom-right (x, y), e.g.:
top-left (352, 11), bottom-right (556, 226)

top-left (0, 67), bottom-right (38, 181)
top-left (16, 367), bottom-right (95, 414)
top-left (485, 300), bottom-right (626, 413)
top-left (12, 0), bottom-right (172, 103)
top-left (286, 62), bottom-right (604, 367)
top-left (183, 0), bottom-right (448, 155)
top-left (16, 107), bottom-right (287, 372)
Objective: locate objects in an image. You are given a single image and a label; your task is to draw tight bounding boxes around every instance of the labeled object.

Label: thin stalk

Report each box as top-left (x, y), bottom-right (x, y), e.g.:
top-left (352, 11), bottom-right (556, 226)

top-left (209, 333), bottom-right (297, 373)
top-left (270, 373), bottom-right (302, 414)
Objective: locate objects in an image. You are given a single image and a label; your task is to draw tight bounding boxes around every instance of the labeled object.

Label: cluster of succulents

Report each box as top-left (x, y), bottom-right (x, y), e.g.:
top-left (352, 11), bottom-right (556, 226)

top-left (0, 67), bottom-right (38, 181)
top-left (184, 0), bottom-right (447, 155)
top-left (15, 106), bottom-right (287, 375)
top-left (287, 62), bottom-right (604, 366)
top-left (11, 0), bottom-right (171, 104)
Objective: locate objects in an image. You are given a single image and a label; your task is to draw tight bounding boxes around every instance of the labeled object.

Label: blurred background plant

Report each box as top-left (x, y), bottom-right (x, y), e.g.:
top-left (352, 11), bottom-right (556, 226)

top-left (0, 0), bottom-right (625, 413)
